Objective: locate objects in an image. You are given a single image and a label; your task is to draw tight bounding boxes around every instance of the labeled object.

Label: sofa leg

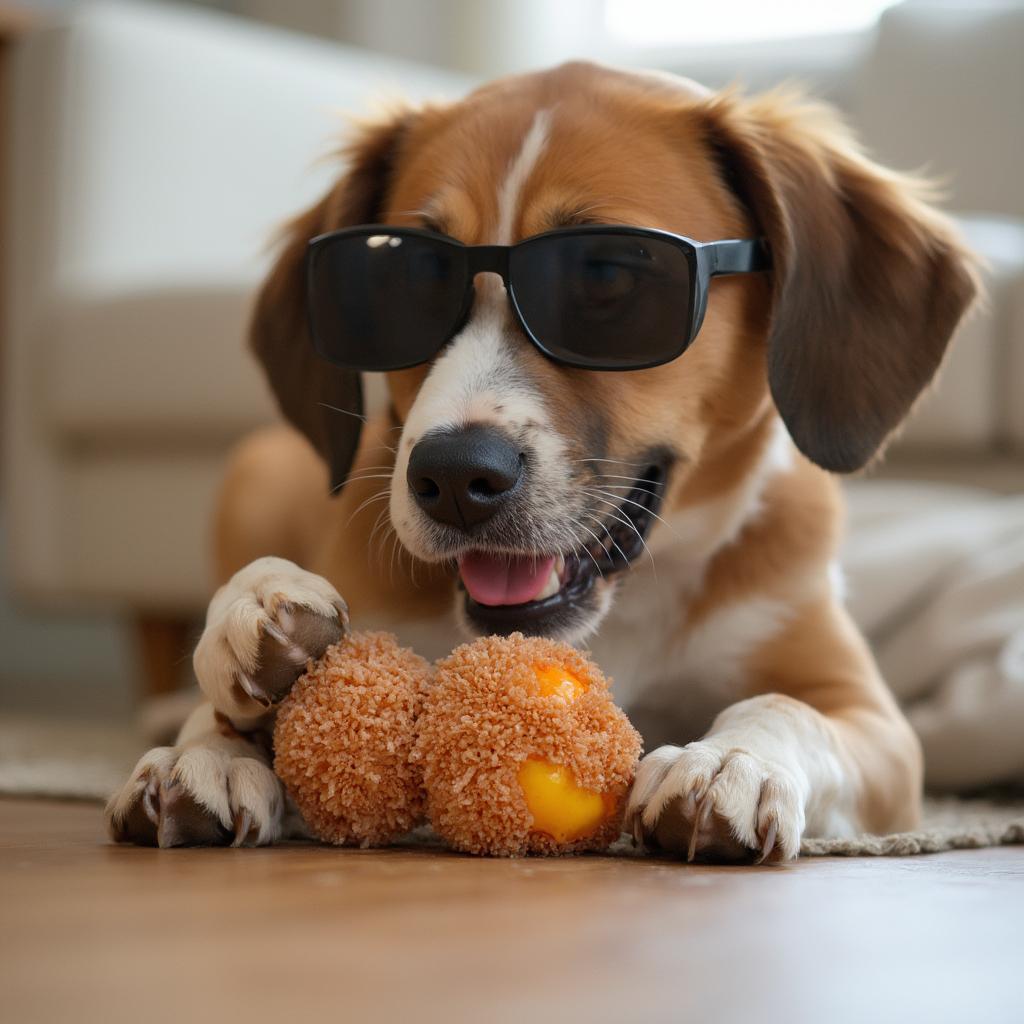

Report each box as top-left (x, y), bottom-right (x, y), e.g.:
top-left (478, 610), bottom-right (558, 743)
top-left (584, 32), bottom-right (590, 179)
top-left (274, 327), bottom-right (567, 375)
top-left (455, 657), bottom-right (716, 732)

top-left (135, 615), bottom-right (192, 696)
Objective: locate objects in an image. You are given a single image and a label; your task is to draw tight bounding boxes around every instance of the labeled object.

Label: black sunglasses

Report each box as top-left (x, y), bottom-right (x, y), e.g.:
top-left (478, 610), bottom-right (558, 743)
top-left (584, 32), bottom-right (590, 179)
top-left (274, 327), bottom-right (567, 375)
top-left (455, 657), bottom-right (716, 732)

top-left (306, 224), bottom-right (770, 373)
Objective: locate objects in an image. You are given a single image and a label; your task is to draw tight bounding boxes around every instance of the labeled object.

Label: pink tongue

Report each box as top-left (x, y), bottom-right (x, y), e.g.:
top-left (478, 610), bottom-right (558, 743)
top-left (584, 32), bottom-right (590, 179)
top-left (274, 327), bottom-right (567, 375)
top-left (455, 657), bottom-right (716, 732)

top-left (459, 553), bottom-right (556, 607)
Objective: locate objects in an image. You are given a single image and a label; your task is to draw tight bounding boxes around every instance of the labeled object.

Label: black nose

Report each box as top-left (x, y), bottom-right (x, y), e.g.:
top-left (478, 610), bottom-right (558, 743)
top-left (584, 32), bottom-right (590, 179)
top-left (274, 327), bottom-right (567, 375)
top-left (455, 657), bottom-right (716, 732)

top-left (406, 426), bottom-right (524, 529)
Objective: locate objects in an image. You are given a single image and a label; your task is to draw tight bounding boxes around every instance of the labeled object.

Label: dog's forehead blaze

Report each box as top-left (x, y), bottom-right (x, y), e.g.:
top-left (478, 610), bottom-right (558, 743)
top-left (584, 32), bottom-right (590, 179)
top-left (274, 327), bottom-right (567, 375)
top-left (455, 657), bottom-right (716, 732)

top-left (384, 67), bottom-right (772, 500)
top-left (389, 70), bottom-right (747, 242)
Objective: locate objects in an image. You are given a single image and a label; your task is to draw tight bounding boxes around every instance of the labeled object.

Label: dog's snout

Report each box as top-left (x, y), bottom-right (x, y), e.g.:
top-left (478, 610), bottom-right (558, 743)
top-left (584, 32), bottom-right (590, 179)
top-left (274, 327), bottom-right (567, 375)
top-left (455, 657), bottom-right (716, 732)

top-left (407, 426), bottom-right (524, 529)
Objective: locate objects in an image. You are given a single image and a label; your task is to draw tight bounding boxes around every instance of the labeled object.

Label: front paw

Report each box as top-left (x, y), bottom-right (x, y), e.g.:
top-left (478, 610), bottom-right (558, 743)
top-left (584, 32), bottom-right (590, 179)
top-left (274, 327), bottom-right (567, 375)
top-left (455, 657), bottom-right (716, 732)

top-left (105, 740), bottom-right (285, 848)
top-left (625, 743), bottom-right (806, 863)
top-left (194, 556), bottom-right (349, 722)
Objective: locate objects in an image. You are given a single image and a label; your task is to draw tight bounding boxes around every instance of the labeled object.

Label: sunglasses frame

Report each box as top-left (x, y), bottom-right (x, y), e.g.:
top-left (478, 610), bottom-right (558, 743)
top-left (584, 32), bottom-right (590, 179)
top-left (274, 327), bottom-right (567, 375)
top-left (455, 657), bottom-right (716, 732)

top-left (306, 223), bottom-right (771, 373)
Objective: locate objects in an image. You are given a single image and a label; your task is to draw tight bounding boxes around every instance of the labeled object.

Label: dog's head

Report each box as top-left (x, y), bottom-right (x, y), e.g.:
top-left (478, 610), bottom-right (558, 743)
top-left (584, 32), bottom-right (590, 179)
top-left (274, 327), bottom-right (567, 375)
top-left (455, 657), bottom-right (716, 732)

top-left (251, 62), bottom-right (976, 643)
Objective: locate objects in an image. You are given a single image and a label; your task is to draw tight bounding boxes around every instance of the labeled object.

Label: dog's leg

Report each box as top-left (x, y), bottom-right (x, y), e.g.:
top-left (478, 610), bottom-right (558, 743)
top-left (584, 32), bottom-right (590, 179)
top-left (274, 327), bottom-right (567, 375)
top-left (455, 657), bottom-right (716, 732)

top-left (625, 598), bottom-right (922, 863)
top-left (107, 556), bottom-right (349, 847)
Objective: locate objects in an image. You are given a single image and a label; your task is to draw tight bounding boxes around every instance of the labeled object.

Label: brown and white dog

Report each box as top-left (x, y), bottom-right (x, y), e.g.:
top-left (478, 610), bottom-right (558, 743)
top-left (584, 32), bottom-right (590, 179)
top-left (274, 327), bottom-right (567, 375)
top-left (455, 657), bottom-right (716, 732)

top-left (107, 62), bottom-right (976, 860)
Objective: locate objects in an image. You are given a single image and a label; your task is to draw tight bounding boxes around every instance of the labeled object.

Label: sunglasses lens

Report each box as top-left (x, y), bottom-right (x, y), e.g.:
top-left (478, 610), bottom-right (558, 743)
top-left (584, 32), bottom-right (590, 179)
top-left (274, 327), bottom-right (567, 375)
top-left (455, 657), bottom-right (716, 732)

top-left (509, 233), bottom-right (694, 369)
top-left (308, 231), bottom-right (467, 371)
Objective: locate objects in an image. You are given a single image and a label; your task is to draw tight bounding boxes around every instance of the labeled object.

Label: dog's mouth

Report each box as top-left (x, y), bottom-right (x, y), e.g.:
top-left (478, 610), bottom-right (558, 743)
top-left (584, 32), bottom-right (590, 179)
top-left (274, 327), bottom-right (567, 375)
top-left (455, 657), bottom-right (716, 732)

top-left (457, 464), bottom-right (667, 636)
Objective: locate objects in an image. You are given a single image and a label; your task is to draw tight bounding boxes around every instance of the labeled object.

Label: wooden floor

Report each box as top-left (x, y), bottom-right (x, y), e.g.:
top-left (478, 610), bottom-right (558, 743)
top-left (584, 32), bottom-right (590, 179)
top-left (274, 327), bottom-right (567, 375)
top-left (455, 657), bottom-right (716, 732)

top-left (2, 799), bottom-right (1021, 1024)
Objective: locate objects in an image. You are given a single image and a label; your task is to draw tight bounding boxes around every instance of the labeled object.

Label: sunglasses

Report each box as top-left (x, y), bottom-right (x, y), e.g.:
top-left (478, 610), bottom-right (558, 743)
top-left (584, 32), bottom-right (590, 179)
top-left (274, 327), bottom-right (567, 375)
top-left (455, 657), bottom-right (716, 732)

top-left (306, 224), bottom-right (770, 373)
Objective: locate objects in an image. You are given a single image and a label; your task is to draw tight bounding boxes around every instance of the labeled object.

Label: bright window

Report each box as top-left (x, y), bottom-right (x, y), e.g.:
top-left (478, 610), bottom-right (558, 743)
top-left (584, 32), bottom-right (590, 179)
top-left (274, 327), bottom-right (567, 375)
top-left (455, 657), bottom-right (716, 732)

top-left (605, 0), bottom-right (897, 46)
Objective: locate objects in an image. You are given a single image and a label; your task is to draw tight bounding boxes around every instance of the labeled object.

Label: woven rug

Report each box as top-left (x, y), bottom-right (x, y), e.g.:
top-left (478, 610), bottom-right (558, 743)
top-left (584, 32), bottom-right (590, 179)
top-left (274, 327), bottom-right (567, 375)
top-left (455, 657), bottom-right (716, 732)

top-left (799, 795), bottom-right (1024, 856)
top-left (0, 714), bottom-right (146, 802)
top-left (2, 713), bottom-right (1021, 856)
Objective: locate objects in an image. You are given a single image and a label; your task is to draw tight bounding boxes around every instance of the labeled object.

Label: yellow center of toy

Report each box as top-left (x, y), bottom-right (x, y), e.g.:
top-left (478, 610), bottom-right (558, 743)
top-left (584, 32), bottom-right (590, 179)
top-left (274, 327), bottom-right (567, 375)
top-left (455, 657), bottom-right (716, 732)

top-left (519, 664), bottom-right (608, 843)
top-left (533, 664), bottom-right (587, 702)
top-left (518, 760), bottom-right (609, 844)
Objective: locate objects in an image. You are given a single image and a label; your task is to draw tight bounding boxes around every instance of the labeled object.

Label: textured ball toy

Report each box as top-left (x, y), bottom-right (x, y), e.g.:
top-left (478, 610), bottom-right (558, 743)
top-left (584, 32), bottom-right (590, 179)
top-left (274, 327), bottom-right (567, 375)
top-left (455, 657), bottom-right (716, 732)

top-left (415, 634), bottom-right (642, 856)
top-left (274, 631), bottom-right (431, 847)
top-left (273, 630), bottom-right (642, 856)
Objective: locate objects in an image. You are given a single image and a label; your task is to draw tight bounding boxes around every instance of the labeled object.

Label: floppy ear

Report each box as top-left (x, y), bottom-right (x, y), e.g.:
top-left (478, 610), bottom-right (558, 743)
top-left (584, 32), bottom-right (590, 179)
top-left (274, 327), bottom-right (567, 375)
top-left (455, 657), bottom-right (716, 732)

top-left (250, 110), bottom-right (416, 493)
top-left (702, 91), bottom-right (979, 472)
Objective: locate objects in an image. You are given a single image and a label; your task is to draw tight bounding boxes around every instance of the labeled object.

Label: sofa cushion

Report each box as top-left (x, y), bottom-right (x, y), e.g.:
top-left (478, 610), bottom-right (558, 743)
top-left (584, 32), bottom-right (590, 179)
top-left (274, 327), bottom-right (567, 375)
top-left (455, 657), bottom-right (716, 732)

top-left (45, 283), bottom-right (275, 445)
top-left (44, 282), bottom-right (394, 446)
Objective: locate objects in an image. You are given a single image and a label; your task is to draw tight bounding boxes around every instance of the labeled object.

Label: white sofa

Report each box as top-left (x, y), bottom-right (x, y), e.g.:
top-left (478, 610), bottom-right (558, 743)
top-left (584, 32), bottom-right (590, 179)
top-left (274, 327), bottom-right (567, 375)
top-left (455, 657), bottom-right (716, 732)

top-left (3, 1), bottom-right (1021, 643)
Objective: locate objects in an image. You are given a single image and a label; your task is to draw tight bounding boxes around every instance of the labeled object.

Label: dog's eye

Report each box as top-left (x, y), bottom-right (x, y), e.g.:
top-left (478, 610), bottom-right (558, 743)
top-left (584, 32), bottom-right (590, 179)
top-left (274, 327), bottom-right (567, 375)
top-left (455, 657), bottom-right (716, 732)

top-left (580, 259), bottom-right (635, 303)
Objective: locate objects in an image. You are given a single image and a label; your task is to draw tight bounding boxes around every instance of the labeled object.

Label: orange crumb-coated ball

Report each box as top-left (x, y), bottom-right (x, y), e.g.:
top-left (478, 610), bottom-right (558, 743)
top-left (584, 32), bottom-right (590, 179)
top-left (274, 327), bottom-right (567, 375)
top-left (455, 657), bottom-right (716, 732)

top-left (413, 633), bottom-right (642, 856)
top-left (273, 631), bottom-right (431, 847)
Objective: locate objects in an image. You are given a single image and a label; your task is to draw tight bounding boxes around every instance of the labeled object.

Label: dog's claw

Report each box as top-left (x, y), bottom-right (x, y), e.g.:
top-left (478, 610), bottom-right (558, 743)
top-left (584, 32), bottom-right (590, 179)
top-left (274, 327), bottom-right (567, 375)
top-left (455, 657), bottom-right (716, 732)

top-left (261, 620), bottom-right (291, 647)
top-left (232, 809), bottom-right (255, 847)
top-left (687, 795), bottom-right (710, 862)
top-left (237, 671), bottom-right (273, 709)
top-left (683, 793), bottom-right (696, 821)
top-left (108, 770), bottom-right (163, 845)
top-left (287, 644), bottom-right (311, 665)
top-left (756, 821), bottom-right (778, 864)
top-left (630, 811), bottom-right (645, 849)
top-left (262, 617), bottom-right (314, 667)
top-left (142, 777), bottom-right (161, 826)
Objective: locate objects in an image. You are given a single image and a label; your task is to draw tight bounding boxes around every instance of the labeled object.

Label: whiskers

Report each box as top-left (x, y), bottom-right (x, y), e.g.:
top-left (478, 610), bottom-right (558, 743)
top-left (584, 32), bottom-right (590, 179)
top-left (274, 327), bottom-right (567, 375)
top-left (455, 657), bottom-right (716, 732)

top-left (574, 457), bottom-right (652, 469)
top-left (318, 401), bottom-right (368, 423)
top-left (339, 465), bottom-right (424, 589)
top-left (566, 516), bottom-right (608, 578)
top-left (331, 464), bottom-right (395, 497)
top-left (582, 510), bottom-right (630, 566)
top-left (582, 465), bottom-right (678, 540)
top-left (571, 458), bottom-right (678, 580)
top-left (346, 485), bottom-right (391, 527)
top-left (581, 489), bottom-right (658, 579)
top-left (360, 493), bottom-right (425, 590)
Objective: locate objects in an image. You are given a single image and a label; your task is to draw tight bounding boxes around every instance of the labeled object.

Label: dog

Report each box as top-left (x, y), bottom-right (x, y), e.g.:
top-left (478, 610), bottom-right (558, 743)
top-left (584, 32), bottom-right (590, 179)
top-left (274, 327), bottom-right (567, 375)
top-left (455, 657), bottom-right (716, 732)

top-left (106, 62), bottom-right (976, 860)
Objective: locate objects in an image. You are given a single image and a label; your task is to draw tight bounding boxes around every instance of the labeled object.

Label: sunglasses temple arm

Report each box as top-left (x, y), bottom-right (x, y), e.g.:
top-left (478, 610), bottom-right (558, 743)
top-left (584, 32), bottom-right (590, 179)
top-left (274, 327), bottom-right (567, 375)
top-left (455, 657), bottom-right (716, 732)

top-left (705, 239), bottom-right (772, 276)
